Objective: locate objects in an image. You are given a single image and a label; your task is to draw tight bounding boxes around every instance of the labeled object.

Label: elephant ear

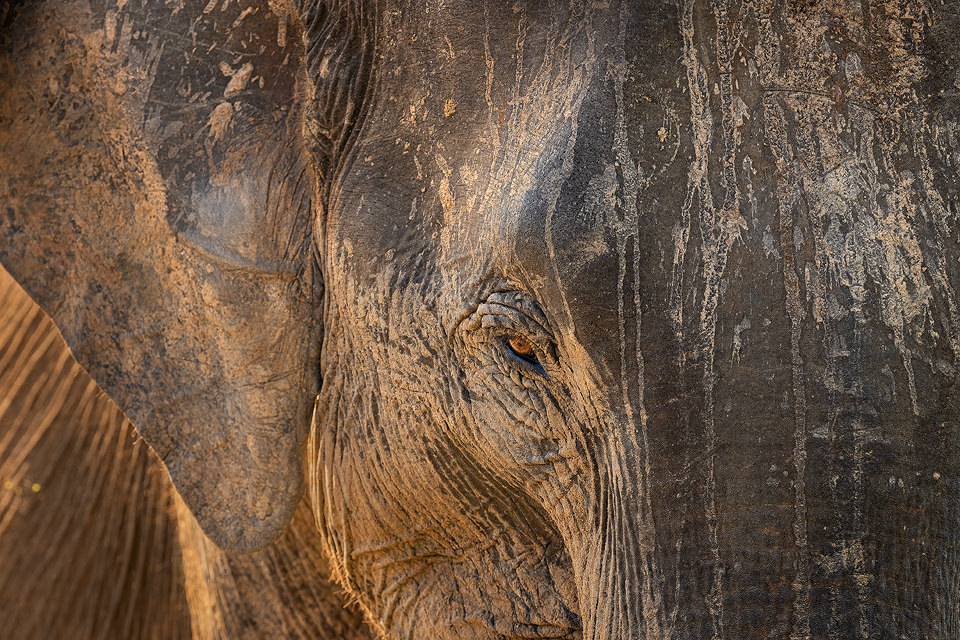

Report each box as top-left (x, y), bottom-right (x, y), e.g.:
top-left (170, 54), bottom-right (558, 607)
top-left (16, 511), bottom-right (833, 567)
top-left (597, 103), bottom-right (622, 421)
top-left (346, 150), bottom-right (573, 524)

top-left (0, 0), bottom-right (324, 551)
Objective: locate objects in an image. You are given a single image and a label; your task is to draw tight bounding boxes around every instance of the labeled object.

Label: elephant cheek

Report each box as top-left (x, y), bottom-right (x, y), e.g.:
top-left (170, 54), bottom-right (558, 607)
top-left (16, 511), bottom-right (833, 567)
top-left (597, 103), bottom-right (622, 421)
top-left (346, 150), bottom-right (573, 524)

top-left (551, 436), bottom-right (666, 640)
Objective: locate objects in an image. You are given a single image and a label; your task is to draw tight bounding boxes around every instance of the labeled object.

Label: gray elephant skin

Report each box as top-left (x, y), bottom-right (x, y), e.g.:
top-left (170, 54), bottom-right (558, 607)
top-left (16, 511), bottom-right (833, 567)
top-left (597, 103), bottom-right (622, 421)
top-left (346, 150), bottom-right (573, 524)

top-left (2, 0), bottom-right (959, 638)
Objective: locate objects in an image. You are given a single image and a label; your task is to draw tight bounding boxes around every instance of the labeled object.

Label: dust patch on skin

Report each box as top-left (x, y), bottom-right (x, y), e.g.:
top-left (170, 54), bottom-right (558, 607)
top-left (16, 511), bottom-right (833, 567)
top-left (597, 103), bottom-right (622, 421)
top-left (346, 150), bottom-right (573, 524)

top-left (208, 102), bottom-right (235, 142)
top-left (731, 316), bottom-right (750, 362)
top-left (747, 0), bottom-right (960, 636)
top-left (572, 230), bottom-right (611, 263)
top-left (224, 62), bottom-right (255, 96)
top-left (756, 0), bottom-right (950, 415)
top-left (811, 157), bottom-right (931, 413)
top-left (435, 154), bottom-right (456, 226)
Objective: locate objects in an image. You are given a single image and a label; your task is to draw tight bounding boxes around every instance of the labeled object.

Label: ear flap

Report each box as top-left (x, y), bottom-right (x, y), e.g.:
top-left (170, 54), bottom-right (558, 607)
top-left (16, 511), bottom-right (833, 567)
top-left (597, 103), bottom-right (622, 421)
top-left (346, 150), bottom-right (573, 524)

top-left (0, 0), bottom-right (321, 551)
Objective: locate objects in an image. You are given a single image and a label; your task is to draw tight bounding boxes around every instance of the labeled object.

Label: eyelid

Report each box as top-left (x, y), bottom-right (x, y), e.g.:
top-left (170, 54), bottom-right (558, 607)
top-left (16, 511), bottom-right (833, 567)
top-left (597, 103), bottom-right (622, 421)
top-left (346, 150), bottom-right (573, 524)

top-left (479, 299), bottom-right (553, 336)
top-left (477, 303), bottom-right (553, 345)
top-left (476, 306), bottom-right (556, 376)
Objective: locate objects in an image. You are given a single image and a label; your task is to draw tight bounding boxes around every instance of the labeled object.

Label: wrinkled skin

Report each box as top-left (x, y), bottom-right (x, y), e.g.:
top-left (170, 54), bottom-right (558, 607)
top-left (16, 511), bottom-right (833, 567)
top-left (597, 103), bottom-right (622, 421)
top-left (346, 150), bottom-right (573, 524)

top-left (0, 266), bottom-right (190, 638)
top-left (0, 266), bottom-right (372, 639)
top-left (2, 0), bottom-right (960, 639)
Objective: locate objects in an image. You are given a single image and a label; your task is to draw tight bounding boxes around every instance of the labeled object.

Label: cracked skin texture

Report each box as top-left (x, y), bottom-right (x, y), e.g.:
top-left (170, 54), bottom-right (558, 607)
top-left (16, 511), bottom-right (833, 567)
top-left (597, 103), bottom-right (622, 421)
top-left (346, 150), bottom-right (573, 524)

top-left (2, 0), bottom-right (960, 639)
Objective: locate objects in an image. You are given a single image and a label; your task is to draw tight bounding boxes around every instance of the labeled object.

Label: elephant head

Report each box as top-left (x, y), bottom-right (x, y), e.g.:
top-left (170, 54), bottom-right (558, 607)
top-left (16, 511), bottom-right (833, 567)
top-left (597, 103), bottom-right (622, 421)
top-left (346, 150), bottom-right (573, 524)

top-left (3, 0), bottom-right (959, 638)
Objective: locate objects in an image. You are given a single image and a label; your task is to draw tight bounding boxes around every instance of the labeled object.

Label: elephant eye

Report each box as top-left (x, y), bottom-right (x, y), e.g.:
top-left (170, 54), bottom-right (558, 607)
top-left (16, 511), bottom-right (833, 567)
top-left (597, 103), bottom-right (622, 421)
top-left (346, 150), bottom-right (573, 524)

top-left (468, 291), bottom-right (553, 377)
top-left (506, 335), bottom-right (539, 365)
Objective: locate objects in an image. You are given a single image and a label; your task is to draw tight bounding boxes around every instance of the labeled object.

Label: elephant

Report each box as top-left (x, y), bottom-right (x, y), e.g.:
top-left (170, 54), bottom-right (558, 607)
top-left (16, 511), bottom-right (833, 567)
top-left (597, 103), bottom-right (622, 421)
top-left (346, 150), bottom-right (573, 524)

top-left (0, 265), bottom-right (373, 639)
top-left (2, 0), bottom-right (959, 638)
top-left (0, 263), bottom-right (192, 638)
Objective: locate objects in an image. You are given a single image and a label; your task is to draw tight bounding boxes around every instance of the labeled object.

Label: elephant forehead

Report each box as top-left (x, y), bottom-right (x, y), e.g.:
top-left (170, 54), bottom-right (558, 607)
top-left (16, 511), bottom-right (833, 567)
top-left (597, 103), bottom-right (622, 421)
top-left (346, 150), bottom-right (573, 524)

top-left (331, 3), bottom-right (684, 316)
top-left (336, 0), bottom-right (960, 414)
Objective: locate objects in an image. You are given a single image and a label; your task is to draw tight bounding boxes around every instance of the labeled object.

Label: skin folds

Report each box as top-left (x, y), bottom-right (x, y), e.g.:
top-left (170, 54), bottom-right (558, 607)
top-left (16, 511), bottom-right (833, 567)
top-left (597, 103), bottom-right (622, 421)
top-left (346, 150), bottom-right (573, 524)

top-left (2, 1), bottom-right (959, 638)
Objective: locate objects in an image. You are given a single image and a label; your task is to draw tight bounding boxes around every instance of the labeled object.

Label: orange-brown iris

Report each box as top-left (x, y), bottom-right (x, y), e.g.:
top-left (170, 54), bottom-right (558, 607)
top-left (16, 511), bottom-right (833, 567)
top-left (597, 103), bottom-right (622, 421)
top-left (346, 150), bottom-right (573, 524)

top-left (508, 336), bottom-right (535, 358)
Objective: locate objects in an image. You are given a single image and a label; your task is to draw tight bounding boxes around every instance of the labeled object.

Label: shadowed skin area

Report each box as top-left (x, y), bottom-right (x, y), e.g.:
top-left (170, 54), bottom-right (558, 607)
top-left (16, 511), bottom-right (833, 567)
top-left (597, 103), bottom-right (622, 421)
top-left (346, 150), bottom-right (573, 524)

top-left (1, 0), bottom-right (959, 639)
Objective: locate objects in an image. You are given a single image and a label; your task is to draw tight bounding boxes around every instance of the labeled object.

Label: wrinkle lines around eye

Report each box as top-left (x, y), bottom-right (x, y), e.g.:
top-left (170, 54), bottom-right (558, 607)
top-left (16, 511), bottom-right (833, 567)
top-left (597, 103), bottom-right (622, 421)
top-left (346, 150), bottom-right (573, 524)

top-left (480, 351), bottom-right (550, 404)
top-left (470, 302), bottom-right (559, 380)
top-left (479, 301), bottom-right (554, 339)
top-left (476, 365), bottom-right (546, 427)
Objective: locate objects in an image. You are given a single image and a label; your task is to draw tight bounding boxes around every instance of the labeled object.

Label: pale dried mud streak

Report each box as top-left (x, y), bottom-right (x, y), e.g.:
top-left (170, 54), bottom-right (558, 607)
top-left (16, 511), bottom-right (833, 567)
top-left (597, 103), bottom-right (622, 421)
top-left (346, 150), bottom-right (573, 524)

top-left (763, 90), bottom-right (813, 640)
top-left (752, 1), bottom-right (812, 635)
top-left (483, 4), bottom-right (496, 140)
top-left (611, 2), bottom-right (667, 638)
top-left (678, 0), bottom-right (737, 637)
top-left (778, 15), bottom-right (855, 636)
